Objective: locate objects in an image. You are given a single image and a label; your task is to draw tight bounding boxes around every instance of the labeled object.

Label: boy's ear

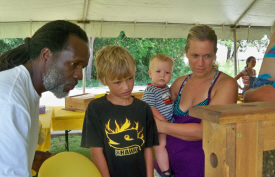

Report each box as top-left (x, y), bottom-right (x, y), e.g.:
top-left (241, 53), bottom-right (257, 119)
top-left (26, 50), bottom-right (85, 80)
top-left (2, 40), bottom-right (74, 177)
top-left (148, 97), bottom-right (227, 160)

top-left (99, 78), bottom-right (106, 86)
top-left (148, 70), bottom-right (152, 78)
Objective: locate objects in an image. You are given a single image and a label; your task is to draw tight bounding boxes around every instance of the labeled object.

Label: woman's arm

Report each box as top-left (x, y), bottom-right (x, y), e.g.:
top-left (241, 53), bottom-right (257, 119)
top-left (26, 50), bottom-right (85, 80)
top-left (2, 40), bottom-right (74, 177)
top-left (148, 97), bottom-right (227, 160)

top-left (155, 118), bottom-right (203, 141)
top-left (144, 147), bottom-right (154, 177)
top-left (90, 147), bottom-right (110, 177)
top-left (234, 72), bottom-right (244, 81)
top-left (244, 85), bottom-right (275, 102)
top-left (234, 72), bottom-right (245, 90)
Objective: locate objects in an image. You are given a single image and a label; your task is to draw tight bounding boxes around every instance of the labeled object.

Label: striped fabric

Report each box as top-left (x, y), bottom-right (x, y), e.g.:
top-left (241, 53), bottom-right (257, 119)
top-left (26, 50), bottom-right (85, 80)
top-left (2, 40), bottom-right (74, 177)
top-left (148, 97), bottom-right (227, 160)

top-left (241, 69), bottom-right (256, 88)
top-left (142, 84), bottom-right (174, 123)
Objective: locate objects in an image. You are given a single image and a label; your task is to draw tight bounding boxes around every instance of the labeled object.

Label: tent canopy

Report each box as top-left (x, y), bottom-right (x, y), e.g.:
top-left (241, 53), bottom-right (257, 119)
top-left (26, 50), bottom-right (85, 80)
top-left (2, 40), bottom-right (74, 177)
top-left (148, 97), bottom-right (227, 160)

top-left (0, 0), bottom-right (274, 39)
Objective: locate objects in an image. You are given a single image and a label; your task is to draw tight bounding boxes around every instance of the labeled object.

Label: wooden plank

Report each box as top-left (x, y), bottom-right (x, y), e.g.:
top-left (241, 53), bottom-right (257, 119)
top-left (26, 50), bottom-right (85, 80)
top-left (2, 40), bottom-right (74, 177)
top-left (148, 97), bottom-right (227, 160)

top-left (263, 120), bottom-right (275, 151)
top-left (225, 124), bottom-right (236, 177)
top-left (65, 93), bottom-right (95, 111)
top-left (235, 121), bottom-right (263, 177)
top-left (203, 121), bottom-right (236, 177)
top-left (189, 101), bottom-right (275, 124)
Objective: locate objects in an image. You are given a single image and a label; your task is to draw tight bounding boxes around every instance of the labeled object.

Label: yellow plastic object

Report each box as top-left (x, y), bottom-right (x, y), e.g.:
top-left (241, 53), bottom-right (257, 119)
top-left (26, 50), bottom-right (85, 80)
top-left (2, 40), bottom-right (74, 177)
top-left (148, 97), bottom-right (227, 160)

top-left (94, 93), bottom-right (106, 99)
top-left (38, 152), bottom-right (101, 177)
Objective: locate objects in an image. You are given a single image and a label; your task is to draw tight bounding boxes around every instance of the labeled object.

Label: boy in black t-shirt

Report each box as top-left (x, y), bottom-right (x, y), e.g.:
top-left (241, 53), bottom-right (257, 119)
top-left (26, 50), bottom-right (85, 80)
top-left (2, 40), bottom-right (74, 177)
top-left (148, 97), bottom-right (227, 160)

top-left (81, 45), bottom-right (159, 177)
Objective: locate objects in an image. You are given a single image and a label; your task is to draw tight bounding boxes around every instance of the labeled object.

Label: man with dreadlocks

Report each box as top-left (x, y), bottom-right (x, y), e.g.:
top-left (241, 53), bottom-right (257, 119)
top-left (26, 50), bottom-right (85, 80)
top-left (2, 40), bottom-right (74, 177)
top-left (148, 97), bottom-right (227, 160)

top-left (0, 20), bottom-right (90, 177)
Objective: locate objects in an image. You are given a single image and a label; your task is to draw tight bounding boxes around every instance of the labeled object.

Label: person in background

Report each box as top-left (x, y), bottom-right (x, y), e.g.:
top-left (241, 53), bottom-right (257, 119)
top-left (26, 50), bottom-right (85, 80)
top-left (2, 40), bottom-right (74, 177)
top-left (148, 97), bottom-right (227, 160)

top-left (81, 45), bottom-right (158, 177)
top-left (234, 56), bottom-right (257, 93)
top-left (154, 24), bottom-right (238, 177)
top-left (0, 20), bottom-right (90, 177)
top-left (142, 54), bottom-right (174, 177)
top-left (244, 23), bottom-right (275, 102)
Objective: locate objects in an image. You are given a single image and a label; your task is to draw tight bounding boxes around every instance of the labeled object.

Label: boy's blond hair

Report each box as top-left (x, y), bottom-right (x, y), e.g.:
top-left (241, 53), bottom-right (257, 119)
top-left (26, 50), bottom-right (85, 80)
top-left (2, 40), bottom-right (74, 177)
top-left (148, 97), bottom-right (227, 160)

top-left (149, 54), bottom-right (174, 70)
top-left (95, 45), bottom-right (136, 81)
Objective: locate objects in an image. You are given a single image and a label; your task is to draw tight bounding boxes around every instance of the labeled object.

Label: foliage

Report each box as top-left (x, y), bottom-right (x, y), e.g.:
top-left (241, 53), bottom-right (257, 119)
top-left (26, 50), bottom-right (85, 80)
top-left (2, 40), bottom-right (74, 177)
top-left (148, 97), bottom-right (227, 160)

top-left (218, 39), bottom-right (233, 50)
top-left (87, 31), bottom-right (190, 86)
top-left (0, 38), bottom-right (24, 55)
top-left (218, 60), bottom-right (235, 77)
top-left (0, 35), bottom-right (266, 88)
top-left (218, 37), bottom-right (269, 60)
top-left (238, 38), bottom-right (269, 52)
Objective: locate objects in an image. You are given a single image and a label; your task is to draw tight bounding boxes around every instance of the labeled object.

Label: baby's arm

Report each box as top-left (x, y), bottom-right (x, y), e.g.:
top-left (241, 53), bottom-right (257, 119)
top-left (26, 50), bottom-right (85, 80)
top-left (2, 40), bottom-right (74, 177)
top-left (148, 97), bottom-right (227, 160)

top-left (90, 147), bottom-right (110, 177)
top-left (151, 107), bottom-right (168, 122)
top-left (144, 147), bottom-right (154, 177)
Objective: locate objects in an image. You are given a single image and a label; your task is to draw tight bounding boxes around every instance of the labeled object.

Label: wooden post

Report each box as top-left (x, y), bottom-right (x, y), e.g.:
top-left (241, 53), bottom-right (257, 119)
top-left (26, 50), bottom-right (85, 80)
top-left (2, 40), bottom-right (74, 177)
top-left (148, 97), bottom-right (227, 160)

top-left (189, 101), bottom-right (275, 177)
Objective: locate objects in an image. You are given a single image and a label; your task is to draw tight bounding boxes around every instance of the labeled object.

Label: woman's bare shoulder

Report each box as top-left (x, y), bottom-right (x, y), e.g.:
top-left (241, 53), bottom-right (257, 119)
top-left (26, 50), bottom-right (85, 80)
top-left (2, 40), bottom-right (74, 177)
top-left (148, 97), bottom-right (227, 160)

top-left (210, 72), bottom-right (238, 104)
top-left (171, 75), bottom-right (189, 89)
top-left (217, 72), bottom-right (238, 88)
top-left (170, 75), bottom-right (189, 100)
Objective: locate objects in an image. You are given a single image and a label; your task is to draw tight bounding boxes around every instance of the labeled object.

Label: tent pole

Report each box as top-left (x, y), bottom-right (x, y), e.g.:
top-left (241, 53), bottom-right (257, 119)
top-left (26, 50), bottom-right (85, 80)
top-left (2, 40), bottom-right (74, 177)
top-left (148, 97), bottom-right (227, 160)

top-left (233, 29), bottom-right (237, 76)
top-left (82, 68), bottom-right (86, 94)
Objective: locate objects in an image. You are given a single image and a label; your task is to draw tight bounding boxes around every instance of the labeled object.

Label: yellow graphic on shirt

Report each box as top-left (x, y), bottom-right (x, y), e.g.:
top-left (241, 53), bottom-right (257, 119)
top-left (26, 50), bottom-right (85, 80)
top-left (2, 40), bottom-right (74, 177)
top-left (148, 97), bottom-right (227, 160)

top-left (105, 118), bottom-right (144, 156)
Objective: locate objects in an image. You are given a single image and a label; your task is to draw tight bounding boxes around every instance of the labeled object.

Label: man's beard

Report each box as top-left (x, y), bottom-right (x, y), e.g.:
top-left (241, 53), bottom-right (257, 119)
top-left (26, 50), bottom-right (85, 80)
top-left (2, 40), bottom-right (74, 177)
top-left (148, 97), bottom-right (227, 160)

top-left (43, 64), bottom-right (77, 98)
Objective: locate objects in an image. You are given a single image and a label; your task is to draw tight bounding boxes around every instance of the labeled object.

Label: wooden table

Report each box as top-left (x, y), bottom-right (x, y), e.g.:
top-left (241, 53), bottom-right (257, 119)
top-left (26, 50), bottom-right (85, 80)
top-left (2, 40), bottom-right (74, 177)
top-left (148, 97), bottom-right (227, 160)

top-left (52, 106), bottom-right (85, 151)
top-left (189, 101), bottom-right (275, 177)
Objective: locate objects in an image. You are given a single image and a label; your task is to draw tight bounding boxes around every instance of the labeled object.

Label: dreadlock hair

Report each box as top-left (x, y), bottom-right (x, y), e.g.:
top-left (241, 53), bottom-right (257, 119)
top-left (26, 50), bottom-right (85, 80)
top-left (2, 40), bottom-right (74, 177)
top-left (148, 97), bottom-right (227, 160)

top-left (0, 20), bottom-right (88, 71)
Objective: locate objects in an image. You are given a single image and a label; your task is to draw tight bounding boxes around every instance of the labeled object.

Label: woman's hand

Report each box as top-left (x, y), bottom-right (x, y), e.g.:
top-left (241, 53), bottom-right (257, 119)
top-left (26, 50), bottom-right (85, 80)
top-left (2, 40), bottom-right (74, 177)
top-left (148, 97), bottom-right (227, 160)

top-left (243, 86), bottom-right (249, 91)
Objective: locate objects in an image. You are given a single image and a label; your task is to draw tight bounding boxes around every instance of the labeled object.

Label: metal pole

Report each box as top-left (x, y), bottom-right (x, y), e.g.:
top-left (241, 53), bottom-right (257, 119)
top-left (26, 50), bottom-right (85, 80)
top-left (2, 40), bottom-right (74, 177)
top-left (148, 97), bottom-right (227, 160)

top-left (233, 29), bottom-right (237, 76)
top-left (82, 68), bottom-right (86, 94)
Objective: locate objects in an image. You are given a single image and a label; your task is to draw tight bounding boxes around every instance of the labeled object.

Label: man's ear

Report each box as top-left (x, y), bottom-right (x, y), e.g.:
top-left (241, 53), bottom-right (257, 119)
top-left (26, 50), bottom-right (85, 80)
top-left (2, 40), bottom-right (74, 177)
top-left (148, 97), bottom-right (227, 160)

top-left (40, 48), bottom-right (53, 63)
top-left (99, 78), bottom-right (106, 86)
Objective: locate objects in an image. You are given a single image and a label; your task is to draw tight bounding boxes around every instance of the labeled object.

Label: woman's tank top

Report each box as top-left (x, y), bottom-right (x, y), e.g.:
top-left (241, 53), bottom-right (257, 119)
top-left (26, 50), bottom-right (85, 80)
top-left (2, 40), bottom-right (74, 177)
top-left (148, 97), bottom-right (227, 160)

top-left (173, 70), bottom-right (221, 116)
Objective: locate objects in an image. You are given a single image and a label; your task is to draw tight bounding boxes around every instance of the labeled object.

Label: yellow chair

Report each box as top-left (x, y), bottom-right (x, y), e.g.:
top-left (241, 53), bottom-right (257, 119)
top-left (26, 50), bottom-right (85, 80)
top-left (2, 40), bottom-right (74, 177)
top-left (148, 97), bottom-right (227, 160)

top-left (38, 152), bottom-right (101, 177)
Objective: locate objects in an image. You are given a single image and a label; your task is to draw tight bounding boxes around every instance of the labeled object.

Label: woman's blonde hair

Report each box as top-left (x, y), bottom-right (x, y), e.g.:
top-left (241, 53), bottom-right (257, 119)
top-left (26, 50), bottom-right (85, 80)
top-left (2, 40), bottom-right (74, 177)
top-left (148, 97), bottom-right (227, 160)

top-left (95, 45), bottom-right (136, 81)
top-left (149, 54), bottom-right (174, 70)
top-left (185, 25), bottom-right (218, 69)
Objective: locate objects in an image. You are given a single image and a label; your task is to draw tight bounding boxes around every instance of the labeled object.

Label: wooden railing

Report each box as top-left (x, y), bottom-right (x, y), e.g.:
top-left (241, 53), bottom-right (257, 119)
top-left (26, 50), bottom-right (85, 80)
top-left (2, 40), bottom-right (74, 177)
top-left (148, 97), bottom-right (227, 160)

top-left (189, 101), bottom-right (275, 177)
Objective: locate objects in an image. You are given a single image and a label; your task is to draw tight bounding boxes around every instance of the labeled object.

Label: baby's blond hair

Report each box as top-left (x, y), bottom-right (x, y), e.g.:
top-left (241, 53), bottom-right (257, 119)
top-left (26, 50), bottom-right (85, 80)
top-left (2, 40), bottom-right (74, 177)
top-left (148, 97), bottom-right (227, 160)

top-left (149, 54), bottom-right (174, 70)
top-left (95, 45), bottom-right (136, 81)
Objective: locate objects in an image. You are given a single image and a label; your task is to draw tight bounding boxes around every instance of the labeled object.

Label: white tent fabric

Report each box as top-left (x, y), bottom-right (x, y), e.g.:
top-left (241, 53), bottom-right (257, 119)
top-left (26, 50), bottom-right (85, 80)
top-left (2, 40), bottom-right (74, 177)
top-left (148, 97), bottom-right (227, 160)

top-left (0, 0), bottom-right (274, 39)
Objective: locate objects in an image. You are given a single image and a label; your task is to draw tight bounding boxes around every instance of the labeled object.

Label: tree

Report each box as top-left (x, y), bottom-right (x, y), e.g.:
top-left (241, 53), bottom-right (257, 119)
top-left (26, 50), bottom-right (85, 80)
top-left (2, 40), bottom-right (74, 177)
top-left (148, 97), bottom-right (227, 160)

top-left (85, 37), bottom-right (95, 81)
top-left (0, 38), bottom-right (24, 55)
top-left (86, 31), bottom-right (189, 86)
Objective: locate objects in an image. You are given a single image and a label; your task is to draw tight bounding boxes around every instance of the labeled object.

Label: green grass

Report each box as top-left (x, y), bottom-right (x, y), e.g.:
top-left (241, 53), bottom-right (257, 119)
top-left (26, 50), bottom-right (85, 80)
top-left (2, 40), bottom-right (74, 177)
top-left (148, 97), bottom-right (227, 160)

top-left (48, 135), bottom-right (91, 160)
